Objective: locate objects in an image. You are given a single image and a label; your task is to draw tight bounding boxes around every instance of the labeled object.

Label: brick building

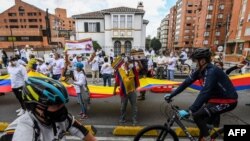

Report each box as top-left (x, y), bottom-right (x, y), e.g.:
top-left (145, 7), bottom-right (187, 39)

top-left (0, 0), bottom-right (74, 49)
top-left (193, 0), bottom-right (233, 53)
top-left (174, 0), bottom-right (197, 50)
top-left (227, 0), bottom-right (250, 60)
top-left (168, 6), bottom-right (177, 50)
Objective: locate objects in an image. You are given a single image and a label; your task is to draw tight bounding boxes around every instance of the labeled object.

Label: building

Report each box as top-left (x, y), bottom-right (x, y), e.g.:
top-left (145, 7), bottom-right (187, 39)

top-left (174, 0), bottom-right (197, 50)
top-left (159, 15), bottom-right (169, 50)
top-left (72, 2), bottom-right (148, 56)
top-left (0, 0), bottom-right (74, 49)
top-left (193, 0), bottom-right (233, 54)
top-left (227, 0), bottom-right (250, 61)
top-left (157, 27), bottom-right (161, 39)
top-left (168, 6), bottom-right (177, 50)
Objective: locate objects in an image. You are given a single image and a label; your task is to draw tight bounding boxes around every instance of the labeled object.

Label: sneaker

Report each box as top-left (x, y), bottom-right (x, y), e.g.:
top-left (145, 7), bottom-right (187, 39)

top-left (119, 119), bottom-right (126, 124)
top-left (132, 120), bottom-right (138, 126)
top-left (17, 109), bottom-right (25, 116)
top-left (78, 112), bottom-right (84, 116)
top-left (16, 108), bottom-right (22, 113)
top-left (81, 114), bottom-right (88, 119)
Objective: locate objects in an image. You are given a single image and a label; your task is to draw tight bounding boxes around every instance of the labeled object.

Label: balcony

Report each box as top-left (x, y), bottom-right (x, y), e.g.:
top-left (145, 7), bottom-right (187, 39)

top-left (112, 29), bottom-right (133, 39)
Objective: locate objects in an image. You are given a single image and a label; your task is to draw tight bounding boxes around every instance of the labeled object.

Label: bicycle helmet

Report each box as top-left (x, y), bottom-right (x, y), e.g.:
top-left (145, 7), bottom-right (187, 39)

top-left (75, 62), bottom-right (84, 70)
top-left (22, 77), bottom-right (69, 107)
top-left (190, 48), bottom-right (211, 60)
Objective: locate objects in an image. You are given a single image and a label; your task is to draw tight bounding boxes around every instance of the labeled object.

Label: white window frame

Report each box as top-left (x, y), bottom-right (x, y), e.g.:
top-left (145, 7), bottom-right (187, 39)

top-left (248, 14), bottom-right (250, 22)
top-left (206, 14), bottom-right (212, 19)
top-left (203, 40), bottom-right (208, 45)
top-left (204, 31), bottom-right (210, 37)
top-left (218, 14), bottom-right (223, 19)
top-left (219, 4), bottom-right (224, 10)
top-left (208, 5), bottom-right (213, 10)
top-left (127, 15), bottom-right (133, 29)
top-left (245, 27), bottom-right (250, 36)
top-left (88, 23), bottom-right (97, 32)
top-left (214, 40), bottom-right (219, 45)
top-left (113, 15), bottom-right (118, 28)
top-left (215, 31), bottom-right (220, 36)
top-left (120, 15), bottom-right (125, 29)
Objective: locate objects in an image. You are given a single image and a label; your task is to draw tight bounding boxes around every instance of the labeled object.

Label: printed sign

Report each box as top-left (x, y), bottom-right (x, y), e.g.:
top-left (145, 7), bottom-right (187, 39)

top-left (65, 38), bottom-right (94, 54)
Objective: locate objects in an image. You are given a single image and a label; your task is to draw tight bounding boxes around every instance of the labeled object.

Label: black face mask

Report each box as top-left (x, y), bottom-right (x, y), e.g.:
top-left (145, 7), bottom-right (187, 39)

top-left (45, 106), bottom-right (68, 123)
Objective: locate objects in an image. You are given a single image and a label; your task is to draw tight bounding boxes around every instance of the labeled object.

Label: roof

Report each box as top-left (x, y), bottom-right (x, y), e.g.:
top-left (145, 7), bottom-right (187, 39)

top-left (72, 6), bottom-right (145, 19)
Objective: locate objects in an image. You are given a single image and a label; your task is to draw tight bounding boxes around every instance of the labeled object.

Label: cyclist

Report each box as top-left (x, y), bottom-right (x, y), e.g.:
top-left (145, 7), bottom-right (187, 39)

top-left (179, 49), bottom-right (188, 65)
top-left (0, 77), bottom-right (96, 141)
top-left (165, 48), bottom-right (238, 141)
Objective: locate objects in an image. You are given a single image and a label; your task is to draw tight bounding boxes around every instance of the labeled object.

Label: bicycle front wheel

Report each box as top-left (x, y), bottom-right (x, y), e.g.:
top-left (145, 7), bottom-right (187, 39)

top-left (134, 125), bottom-right (179, 141)
top-left (210, 128), bottom-right (224, 140)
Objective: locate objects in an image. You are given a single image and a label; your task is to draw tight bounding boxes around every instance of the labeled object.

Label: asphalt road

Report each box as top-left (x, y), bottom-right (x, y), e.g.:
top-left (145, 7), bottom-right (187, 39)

top-left (1, 87), bottom-right (250, 138)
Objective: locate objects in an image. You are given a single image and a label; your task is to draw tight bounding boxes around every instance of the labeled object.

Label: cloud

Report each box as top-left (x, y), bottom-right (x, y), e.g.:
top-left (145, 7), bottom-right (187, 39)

top-left (0, 0), bottom-right (177, 37)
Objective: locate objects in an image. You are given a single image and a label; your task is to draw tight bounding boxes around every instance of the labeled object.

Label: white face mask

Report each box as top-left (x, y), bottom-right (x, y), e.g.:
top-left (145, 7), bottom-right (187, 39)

top-left (129, 63), bottom-right (134, 69)
top-left (124, 57), bottom-right (128, 63)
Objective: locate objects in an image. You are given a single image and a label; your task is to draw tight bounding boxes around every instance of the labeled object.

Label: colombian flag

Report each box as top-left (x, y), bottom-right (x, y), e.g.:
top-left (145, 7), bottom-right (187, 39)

top-left (0, 75), bottom-right (11, 93)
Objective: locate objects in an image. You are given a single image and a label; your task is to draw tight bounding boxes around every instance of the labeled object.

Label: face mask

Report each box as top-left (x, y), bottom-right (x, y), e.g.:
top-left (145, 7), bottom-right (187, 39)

top-left (124, 57), bottom-right (128, 63)
top-left (129, 63), bottom-right (134, 69)
top-left (11, 61), bottom-right (17, 66)
top-left (45, 106), bottom-right (68, 123)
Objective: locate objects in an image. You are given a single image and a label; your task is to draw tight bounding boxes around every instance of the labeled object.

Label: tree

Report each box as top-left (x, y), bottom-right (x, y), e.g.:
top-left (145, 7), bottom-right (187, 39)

top-left (150, 37), bottom-right (162, 51)
top-left (92, 40), bottom-right (101, 51)
top-left (145, 37), bottom-right (151, 50)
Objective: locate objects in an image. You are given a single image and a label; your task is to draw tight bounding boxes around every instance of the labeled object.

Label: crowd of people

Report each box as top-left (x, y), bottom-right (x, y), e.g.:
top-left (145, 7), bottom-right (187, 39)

top-left (1, 46), bottom-right (250, 141)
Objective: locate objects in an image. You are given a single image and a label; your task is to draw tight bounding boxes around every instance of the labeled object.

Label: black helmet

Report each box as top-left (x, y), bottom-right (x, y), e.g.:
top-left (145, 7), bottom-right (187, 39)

top-left (190, 48), bottom-right (211, 60)
top-left (22, 77), bottom-right (69, 108)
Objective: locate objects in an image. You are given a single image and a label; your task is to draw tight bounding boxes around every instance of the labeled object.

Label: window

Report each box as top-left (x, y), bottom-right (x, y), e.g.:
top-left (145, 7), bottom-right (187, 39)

top-left (114, 41), bottom-right (121, 56)
top-left (204, 32), bottom-right (210, 36)
top-left (248, 14), bottom-right (250, 22)
top-left (206, 23), bottom-right (211, 28)
top-left (206, 14), bottom-right (212, 19)
top-left (24, 19), bottom-right (26, 22)
top-left (40, 25), bottom-right (43, 29)
top-left (0, 37), bottom-right (7, 41)
top-left (185, 30), bottom-right (190, 33)
top-left (216, 31), bottom-right (220, 36)
top-left (245, 27), bottom-right (250, 36)
top-left (216, 22), bottom-right (222, 28)
top-left (208, 5), bottom-right (213, 10)
top-left (113, 15), bottom-right (118, 28)
top-left (219, 4), bottom-right (224, 10)
top-left (185, 41), bottom-right (189, 45)
top-left (9, 19), bottom-right (18, 23)
top-left (127, 15), bottom-right (132, 28)
top-left (187, 10), bottom-right (192, 13)
top-left (39, 19), bottom-right (42, 22)
top-left (186, 17), bottom-right (192, 20)
top-left (10, 25), bottom-right (19, 28)
top-left (214, 40), bottom-right (219, 45)
top-left (125, 41), bottom-right (132, 54)
top-left (203, 40), bottom-right (208, 45)
top-left (8, 13), bottom-right (16, 16)
top-left (84, 22), bottom-right (100, 32)
top-left (186, 23), bottom-right (191, 26)
top-left (218, 14), bottom-right (223, 19)
top-left (28, 19), bottom-right (37, 22)
top-left (21, 37), bottom-right (29, 41)
top-left (120, 15), bottom-right (125, 28)
top-left (29, 25), bottom-right (38, 28)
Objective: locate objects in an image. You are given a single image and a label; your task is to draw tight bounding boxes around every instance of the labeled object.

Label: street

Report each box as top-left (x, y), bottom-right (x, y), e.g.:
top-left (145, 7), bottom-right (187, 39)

top-left (1, 83), bottom-right (250, 140)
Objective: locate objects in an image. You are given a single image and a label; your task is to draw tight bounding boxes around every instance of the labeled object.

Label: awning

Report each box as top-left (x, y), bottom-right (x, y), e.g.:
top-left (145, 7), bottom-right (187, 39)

top-left (227, 39), bottom-right (245, 43)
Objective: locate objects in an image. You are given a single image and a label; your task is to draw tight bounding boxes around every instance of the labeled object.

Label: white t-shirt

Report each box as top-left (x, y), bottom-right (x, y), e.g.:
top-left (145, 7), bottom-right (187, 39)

top-left (7, 65), bottom-right (28, 88)
top-left (37, 63), bottom-right (48, 75)
top-left (157, 56), bottom-right (166, 66)
top-left (91, 56), bottom-right (99, 71)
top-left (110, 51), bottom-right (114, 58)
top-left (20, 49), bottom-right (26, 59)
top-left (52, 59), bottom-right (65, 75)
top-left (180, 51), bottom-right (188, 60)
top-left (167, 57), bottom-right (177, 70)
top-left (73, 70), bottom-right (87, 93)
top-left (101, 62), bottom-right (113, 74)
top-left (7, 112), bottom-right (87, 141)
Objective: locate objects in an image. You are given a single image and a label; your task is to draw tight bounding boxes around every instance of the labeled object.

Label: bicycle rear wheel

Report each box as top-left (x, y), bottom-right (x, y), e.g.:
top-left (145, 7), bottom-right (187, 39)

top-left (180, 64), bottom-right (191, 74)
top-left (134, 125), bottom-right (179, 141)
top-left (210, 128), bottom-right (224, 141)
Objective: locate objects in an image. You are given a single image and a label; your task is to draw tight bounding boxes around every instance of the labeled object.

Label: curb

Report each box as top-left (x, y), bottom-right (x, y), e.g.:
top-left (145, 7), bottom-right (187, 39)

top-left (0, 122), bottom-right (97, 135)
top-left (113, 126), bottom-right (204, 137)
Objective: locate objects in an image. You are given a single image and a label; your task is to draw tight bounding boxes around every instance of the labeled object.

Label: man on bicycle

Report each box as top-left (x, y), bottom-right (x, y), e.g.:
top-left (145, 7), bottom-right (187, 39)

top-left (165, 48), bottom-right (238, 141)
top-left (0, 77), bottom-right (96, 141)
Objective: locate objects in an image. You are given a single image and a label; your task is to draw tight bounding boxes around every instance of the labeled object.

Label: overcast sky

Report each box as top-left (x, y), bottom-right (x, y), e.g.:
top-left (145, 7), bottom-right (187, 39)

top-left (0, 0), bottom-right (177, 37)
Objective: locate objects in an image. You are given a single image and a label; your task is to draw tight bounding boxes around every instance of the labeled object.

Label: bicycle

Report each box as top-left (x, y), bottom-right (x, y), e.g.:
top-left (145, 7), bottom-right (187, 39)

top-left (176, 59), bottom-right (191, 74)
top-left (134, 99), bottom-right (224, 141)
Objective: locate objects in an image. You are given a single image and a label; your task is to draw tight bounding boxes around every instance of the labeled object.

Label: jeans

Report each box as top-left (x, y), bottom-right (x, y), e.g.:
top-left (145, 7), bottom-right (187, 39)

top-left (77, 93), bottom-right (87, 114)
top-left (167, 69), bottom-right (175, 80)
top-left (102, 73), bottom-right (112, 86)
top-left (120, 91), bottom-right (137, 122)
top-left (193, 102), bottom-right (237, 137)
top-left (52, 74), bottom-right (61, 80)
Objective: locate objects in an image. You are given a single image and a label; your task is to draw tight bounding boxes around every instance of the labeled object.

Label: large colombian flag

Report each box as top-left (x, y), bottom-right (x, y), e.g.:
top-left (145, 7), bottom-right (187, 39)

top-left (0, 75), bottom-right (11, 93)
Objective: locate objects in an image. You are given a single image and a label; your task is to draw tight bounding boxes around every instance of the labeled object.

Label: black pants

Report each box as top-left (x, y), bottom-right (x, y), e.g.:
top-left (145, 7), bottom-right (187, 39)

top-left (156, 67), bottom-right (164, 79)
top-left (102, 73), bottom-right (112, 86)
top-left (12, 87), bottom-right (25, 109)
top-left (192, 102), bottom-right (237, 137)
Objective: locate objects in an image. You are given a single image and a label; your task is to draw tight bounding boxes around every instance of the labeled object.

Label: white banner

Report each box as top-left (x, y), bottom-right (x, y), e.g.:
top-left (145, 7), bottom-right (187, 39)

top-left (65, 38), bottom-right (94, 54)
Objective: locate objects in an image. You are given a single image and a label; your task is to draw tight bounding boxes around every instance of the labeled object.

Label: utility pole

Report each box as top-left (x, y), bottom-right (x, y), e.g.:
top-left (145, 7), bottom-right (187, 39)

top-left (223, 15), bottom-right (230, 63)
